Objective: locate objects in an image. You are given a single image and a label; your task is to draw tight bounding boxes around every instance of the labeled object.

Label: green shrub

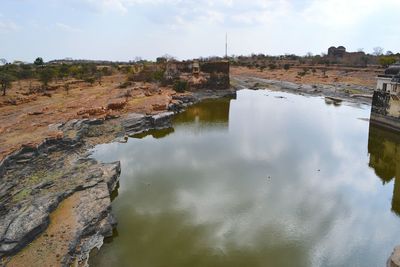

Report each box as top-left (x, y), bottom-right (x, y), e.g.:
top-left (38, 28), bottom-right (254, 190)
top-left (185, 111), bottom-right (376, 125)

top-left (118, 81), bottom-right (132, 89)
top-left (283, 64), bottom-right (290, 71)
top-left (297, 68), bottom-right (309, 77)
top-left (84, 76), bottom-right (95, 85)
top-left (268, 63), bottom-right (277, 70)
top-left (173, 80), bottom-right (188, 92)
top-left (379, 56), bottom-right (397, 68)
top-left (152, 70), bottom-right (165, 82)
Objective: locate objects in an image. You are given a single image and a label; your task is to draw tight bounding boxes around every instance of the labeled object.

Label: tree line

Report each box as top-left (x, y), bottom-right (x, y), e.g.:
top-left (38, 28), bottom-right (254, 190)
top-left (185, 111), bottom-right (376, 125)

top-left (0, 57), bottom-right (114, 96)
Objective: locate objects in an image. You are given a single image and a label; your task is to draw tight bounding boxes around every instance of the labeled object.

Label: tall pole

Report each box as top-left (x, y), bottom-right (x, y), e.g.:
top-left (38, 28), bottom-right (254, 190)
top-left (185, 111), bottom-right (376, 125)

top-left (225, 33), bottom-right (228, 59)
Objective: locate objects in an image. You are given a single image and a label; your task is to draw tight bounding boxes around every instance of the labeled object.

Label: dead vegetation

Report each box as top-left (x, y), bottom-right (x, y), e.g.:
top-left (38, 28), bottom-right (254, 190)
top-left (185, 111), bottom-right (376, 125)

top-left (0, 71), bottom-right (175, 161)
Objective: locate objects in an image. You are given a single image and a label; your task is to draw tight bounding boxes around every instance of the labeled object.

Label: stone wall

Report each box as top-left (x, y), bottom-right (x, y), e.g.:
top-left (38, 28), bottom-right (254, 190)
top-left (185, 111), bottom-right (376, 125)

top-left (200, 61), bottom-right (230, 74)
top-left (372, 91), bottom-right (391, 116)
top-left (200, 61), bottom-right (230, 89)
top-left (132, 60), bottom-right (231, 90)
top-left (371, 91), bottom-right (400, 132)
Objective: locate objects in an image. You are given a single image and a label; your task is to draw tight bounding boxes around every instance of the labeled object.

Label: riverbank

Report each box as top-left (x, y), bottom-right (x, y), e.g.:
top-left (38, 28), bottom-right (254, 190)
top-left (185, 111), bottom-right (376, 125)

top-left (0, 88), bottom-right (235, 266)
top-left (0, 65), bottom-right (382, 265)
top-left (231, 66), bottom-right (375, 105)
top-left (86, 88), bottom-right (399, 267)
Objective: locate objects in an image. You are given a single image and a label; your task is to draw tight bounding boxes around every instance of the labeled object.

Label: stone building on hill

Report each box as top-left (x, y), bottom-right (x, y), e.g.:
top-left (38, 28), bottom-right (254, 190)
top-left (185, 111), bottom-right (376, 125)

top-left (328, 46), bottom-right (347, 58)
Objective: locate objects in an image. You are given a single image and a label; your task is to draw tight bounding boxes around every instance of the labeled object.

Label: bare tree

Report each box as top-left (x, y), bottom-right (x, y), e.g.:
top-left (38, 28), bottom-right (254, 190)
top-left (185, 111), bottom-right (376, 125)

top-left (373, 47), bottom-right (384, 56)
top-left (64, 83), bottom-right (70, 95)
top-left (0, 73), bottom-right (14, 96)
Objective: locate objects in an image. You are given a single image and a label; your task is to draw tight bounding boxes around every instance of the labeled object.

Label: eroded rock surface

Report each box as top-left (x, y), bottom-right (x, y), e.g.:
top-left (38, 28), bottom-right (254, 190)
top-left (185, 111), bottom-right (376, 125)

top-left (122, 112), bottom-right (173, 136)
top-left (3, 162), bottom-right (120, 267)
top-left (0, 91), bottom-right (234, 265)
top-left (0, 109), bottom-right (178, 265)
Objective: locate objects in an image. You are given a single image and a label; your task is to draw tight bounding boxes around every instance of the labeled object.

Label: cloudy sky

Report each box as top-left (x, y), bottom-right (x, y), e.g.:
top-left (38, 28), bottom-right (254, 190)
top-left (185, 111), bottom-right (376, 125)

top-left (1, 0), bottom-right (399, 62)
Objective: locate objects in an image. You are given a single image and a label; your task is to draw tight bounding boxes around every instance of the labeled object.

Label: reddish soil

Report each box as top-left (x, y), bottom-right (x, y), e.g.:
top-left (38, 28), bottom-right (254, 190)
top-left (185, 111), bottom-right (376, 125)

top-left (231, 66), bottom-right (380, 88)
top-left (0, 74), bottom-right (176, 161)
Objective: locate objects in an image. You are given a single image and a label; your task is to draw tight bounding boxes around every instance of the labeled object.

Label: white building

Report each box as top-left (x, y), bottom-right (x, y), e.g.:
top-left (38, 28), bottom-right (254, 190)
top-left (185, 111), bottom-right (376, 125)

top-left (376, 64), bottom-right (400, 94)
top-left (371, 64), bottom-right (400, 131)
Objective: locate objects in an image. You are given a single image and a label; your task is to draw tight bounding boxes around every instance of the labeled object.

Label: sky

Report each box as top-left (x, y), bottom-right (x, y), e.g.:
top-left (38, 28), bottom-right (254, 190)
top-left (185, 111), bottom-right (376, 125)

top-left (0, 0), bottom-right (399, 62)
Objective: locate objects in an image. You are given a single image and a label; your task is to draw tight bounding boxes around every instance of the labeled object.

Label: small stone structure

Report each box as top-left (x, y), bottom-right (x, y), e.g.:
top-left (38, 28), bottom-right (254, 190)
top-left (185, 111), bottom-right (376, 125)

top-left (328, 46), bottom-right (346, 58)
top-left (166, 60), bottom-right (230, 89)
top-left (133, 59), bottom-right (230, 90)
top-left (370, 64), bottom-right (400, 131)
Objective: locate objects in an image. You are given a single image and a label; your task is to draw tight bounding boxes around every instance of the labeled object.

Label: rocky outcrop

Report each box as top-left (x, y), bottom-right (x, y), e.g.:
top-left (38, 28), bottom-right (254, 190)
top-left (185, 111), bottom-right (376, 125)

top-left (62, 162), bottom-right (120, 266)
top-left (122, 112), bottom-right (174, 136)
top-left (77, 107), bottom-right (107, 116)
top-left (168, 90), bottom-right (236, 113)
top-left (0, 152), bottom-right (121, 259)
top-left (168, 95), bottom-right (197, 113)
top-left (107, 98), bottom-right (127, 110)
top-left (388, 246), bottom-right (400, 267)
top-left (0, 194), bottom-right (60, 255)
top-left (0, 91), bottom-right (233, 265)
top-left (0, 111), bottom-right (175, 264)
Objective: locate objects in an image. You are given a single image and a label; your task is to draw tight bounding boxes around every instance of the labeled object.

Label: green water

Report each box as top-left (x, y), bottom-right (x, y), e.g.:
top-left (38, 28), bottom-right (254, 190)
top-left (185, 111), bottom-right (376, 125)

top-left (90, 89), bottom-right (400, 267)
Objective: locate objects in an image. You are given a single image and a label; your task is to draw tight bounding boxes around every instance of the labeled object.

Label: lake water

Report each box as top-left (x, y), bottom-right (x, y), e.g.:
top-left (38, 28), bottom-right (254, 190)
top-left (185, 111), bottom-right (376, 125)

top-left (89, 89), bottom-right (400, 267)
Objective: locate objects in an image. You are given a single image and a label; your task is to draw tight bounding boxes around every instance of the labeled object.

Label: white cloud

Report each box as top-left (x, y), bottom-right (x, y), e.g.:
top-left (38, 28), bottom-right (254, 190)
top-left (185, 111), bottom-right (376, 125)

top-left (56, 22), bottom-right (82, 33)
top-left (3, 0), bottom-right (400, 60)
top-left (80, 0), bottom-right (181, 14)
top-left (302, 0), bottom-right (400, 28)
top-left (78, 0), bottom-right (128, 14)
top-left (0, 19), bottom-right (19, 33)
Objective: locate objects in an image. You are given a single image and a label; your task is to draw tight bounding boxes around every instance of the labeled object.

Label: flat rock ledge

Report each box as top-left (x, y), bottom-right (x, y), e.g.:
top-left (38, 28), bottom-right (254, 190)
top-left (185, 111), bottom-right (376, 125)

top-left (0, 111), bottom-right (175, 266)
top-left (0, 158), bottom-right (121, 267)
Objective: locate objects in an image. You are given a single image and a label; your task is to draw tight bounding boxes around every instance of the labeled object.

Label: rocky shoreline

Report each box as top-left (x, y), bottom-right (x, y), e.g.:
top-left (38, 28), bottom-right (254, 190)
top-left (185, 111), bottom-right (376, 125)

top-left (232, 75), bottom-right (373, 105)
top-left (3, 82), bottom-right (398, 266)
top-left (0, 89), bottom-right (236, 266)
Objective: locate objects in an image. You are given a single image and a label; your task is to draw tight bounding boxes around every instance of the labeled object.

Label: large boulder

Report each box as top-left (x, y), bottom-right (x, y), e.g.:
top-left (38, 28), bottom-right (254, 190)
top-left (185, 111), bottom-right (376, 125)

top-left (77, 107), bottom-right (106, 116)
top-left (107, 98), bottom-right (126, 110)
top-left (152, 103), bottom-right (167, 111)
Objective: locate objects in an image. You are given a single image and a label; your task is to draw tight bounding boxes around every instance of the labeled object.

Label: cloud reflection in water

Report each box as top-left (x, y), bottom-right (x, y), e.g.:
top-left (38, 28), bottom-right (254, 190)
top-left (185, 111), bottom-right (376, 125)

top-left (90, 90), bottom-right (400, 267)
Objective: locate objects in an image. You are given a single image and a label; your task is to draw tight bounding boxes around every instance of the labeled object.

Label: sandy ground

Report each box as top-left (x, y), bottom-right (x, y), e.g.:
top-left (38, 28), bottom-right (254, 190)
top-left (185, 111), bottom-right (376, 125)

top-left (6, 192), bottom-right (81, 267)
